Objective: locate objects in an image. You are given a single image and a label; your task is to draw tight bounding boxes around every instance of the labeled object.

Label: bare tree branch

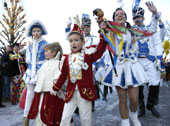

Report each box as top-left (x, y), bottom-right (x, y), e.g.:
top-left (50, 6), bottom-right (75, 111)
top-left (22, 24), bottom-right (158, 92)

top-left (2, 30), bottom-right (10, 41)
top-left (0, 0), bottom-right (26, 47)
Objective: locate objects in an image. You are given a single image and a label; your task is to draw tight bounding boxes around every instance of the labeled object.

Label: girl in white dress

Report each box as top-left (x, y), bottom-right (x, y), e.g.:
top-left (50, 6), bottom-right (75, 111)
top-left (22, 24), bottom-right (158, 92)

top-left (102, 8), bottom-right (149, 126)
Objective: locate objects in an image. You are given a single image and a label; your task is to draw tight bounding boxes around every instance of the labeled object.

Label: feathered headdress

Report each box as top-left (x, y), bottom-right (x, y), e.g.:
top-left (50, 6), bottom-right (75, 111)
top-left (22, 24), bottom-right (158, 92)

top-left (132, 0), bottom-right (144, 19)
top-left (82, 13), bottom-right (91, 26)
top-left (117, 0), bottom-right (124, 8)
top-left (132, 0), bottom-right (141, 9)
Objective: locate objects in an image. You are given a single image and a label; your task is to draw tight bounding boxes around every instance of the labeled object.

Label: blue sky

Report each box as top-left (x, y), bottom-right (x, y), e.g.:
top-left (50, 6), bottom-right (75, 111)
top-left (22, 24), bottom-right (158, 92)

top-left (0, 0), bottom-right (170, 53)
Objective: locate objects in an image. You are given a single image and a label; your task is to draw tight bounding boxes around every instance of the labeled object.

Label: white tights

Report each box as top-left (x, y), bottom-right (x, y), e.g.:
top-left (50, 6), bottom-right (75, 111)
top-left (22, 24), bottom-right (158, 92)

top-left (23, 84), bottom-right (35, 117)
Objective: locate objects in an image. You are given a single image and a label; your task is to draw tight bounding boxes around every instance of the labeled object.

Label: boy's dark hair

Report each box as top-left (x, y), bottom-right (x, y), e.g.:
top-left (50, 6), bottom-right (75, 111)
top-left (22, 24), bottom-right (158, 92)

top-left (68, 31), bottom-right (84, 41)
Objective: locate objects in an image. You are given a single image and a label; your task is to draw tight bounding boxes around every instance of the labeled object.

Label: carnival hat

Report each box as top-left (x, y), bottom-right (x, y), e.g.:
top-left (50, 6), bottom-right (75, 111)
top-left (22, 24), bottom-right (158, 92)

top-left (27, 20), bottom-right (47, 37)
top-left (132, 6), bottom-right (145, 19)
top-left (82, 13), bottom-right (91, 26)
top-left (69, 15), bottom-right (83, 37)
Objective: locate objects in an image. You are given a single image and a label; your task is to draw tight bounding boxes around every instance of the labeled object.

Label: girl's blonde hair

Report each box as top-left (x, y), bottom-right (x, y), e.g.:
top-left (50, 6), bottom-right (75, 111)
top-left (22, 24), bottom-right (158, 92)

top-left (43, 42), bottom-right (63, 58)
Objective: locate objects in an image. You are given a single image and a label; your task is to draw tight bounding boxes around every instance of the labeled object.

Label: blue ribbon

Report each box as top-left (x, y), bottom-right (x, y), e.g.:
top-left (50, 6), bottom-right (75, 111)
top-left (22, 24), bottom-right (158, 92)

top-left (157, 55), bottom-right (165, 69)
top-left (101, 31), bottom-right (117, 68)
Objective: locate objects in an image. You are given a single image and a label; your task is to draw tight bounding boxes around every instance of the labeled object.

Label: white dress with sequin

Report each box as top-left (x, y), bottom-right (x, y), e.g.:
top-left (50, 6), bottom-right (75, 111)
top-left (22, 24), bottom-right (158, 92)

top-left (103, 31), bottom-right (149, 89)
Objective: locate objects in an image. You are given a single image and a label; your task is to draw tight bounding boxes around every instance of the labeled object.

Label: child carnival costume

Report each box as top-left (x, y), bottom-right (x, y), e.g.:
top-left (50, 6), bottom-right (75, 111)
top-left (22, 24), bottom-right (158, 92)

top-left (28, 42), bottom-right (65, 126)
top-left (22, 21), bottom-right (48, 126)
top-left (51, 16), bottom-right (107, 126)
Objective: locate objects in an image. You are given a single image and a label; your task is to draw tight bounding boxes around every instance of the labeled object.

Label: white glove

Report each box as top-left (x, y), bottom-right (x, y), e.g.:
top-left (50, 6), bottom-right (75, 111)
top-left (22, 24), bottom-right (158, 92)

top-left (50, 88), bottom-right (57, 96)
top-left (57, 89), bottom-right (65, 100)
top-left (67, 17), bottom-right (72, 26)
top-left (154, 59), bottom-right (160, 67)
top-left (154, 59), bottom-right (164, 71)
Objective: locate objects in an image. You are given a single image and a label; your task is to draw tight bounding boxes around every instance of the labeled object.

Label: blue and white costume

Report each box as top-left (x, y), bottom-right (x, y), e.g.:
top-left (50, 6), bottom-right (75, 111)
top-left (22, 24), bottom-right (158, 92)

top-left (132, 10), bottom-right (165, 86)
top-left (22, 21), bottom-right (48, 119)
top-left (133, 26), bottom-right (164, 86)
top-left (94, 49), bottom-right (111, 82)
top-left (23, 37), bottom-right (47, 84)
top-left (103, 31), bottom-right (149, 89)
top-left (84, 35), bottom-right (99, 46)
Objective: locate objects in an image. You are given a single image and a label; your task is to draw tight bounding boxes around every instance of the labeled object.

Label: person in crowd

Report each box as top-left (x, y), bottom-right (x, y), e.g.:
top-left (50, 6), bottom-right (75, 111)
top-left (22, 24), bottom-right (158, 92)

top-left (102, 7), bottom-right (150, 125)
top-left (9, 43), bottom-right (25, 105)
top-left (50, 19), bottom-right (107, 126)
top-left (66, 14), bottom-right (100, 112)
top-left (0, 54), bottom-right (6, 108)
top-left (28, 42), bottom-right (65, 126)
top-left (22, 21), bottom-right (48, 126)
top-left (1, 45), bottom-right (12, 100)
top-left (94, 50), bottom-right (113, 101)
top-left (165, 53), bottom-right (170, 85)
top-left (132, 2), bottom-right (164, 118)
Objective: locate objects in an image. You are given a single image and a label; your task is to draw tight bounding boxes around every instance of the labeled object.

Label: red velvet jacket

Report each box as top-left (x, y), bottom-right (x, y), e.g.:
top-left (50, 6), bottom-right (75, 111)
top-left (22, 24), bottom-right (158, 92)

top-left (53, 38), bottom-right (106, 102)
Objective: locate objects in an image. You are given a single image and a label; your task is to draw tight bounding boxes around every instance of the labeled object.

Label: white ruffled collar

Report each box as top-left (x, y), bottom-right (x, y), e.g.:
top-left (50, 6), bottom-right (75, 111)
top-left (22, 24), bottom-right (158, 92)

top-left (69, 46), bottom-right (89, 83)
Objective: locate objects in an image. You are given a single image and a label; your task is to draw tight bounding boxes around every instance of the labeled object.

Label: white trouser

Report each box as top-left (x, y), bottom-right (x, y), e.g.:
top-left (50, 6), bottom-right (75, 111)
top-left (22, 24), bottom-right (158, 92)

top-left (60, 90), bottom-right (92, 126)
top-left (138, 58), bottom-right (160, 86)
top-left (23, 84), bottom-right (35, 117)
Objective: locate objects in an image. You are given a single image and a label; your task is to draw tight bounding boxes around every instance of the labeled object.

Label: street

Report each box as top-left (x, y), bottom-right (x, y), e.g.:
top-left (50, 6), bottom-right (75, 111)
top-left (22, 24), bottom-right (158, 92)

top-left (0, 82), bottom-right (170, 126)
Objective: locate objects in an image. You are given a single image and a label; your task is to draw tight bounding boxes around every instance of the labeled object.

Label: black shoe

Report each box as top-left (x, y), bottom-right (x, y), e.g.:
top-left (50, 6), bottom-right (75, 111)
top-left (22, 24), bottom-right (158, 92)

top-left (147, 106), bottom-right (160, 117)
top-left (138, 107), bottom-right (145, 117)
top-left (0, 104), bottom-right (6, 108)
top-left (103, 95), bottom-right (107, 101)
top-left (138, 102), bottom-right (145, 117)
top-left (110, 88), bottom-right (113, 94)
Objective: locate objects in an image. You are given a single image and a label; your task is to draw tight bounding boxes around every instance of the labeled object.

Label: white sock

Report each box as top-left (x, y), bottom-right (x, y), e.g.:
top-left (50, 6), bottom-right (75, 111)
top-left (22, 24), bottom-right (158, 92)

top-left (121, 118), bottom-right (130, 126)
top-left (129, 110), bottom-right (142, 126)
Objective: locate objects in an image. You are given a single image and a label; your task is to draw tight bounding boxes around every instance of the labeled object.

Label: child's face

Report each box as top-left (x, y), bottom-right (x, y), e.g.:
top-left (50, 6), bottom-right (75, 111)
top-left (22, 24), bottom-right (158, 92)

top-left (45, 49), bottom-right (56, 60)
top-left (99, 21), bottom-right (107, 29)
top-left (32, 27), bottom-right (42, 40)
top-left (13, 46), bottom-right (20, 53)
top-left (69, 34), bottom-right (85, 53)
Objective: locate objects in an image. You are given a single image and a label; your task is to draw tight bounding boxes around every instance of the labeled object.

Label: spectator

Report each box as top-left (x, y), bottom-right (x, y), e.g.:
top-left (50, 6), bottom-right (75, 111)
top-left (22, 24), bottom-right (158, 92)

top-left (0, 54), bottom-right (6, 108)
top-left (1, 45), bottom-right (12, 100)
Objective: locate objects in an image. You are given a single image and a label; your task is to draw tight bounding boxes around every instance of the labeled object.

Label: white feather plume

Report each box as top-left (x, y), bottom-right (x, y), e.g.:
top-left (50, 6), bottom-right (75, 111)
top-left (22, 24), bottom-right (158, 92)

top-left (117, 0), bottom-right (124, 8)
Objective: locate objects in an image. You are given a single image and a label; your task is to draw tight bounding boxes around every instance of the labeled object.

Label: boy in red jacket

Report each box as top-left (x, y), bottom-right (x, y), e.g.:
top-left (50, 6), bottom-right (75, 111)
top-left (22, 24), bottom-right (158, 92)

top-left (51, 21), bottom-right (107, 126)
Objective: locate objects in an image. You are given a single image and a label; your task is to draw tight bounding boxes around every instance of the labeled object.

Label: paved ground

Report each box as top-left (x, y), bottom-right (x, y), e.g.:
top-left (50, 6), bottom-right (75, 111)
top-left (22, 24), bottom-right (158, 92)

top-left (0, 81), bottom-right (170, 126)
